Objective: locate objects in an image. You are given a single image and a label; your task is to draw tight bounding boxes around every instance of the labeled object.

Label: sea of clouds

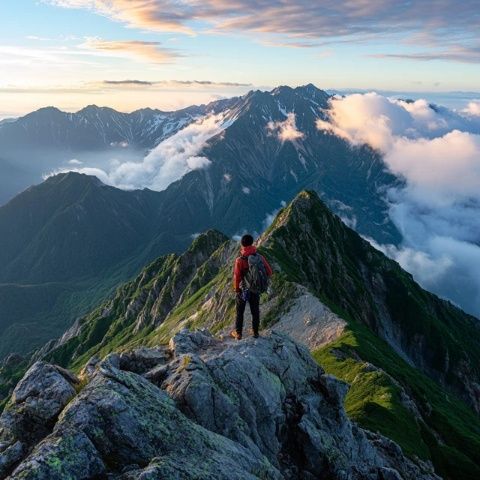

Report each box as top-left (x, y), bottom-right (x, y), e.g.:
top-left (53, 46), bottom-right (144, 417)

top-left (318, 93), bottom-right (480, 316)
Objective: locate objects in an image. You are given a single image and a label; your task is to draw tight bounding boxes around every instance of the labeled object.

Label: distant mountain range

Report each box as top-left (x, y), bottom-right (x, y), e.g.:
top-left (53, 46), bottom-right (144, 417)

top-left (0, 85), bottom-right (400, 244)
top-left (0, 98), bottom-right (236, 204)
top-left (0, 100), bottom-right (237, 151)
top-left (0, 84), bottom-right (408, 358)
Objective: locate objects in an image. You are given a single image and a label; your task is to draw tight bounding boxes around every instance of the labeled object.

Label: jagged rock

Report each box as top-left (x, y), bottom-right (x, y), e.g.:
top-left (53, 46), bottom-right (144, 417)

top-left (161, 331), bottom-right (438, 480)
top-left (0, 441), bottom-right (24, 478)
top-left (4, 331), bottom-right (440, 479)
top-left (143, 364), bottom-right (170, 386)
top-left (80, 355), bottom-right (102, 380)
top-left (119, 346), bottom-right (171, 374)
top-left (9, 351), bottom-right (281, 480)
top-left (0, 362), bottom-right (78, 477)
top-left (378, 467), bottom-right (404, 480)
top-left (9, 362), bottom-right (78, 422)
top-left (28, 338), bottom-right (58, 364)
top-left (9, 429), bottom-right (106, 480)
top-left (168, 328), bottom-right (217, 355)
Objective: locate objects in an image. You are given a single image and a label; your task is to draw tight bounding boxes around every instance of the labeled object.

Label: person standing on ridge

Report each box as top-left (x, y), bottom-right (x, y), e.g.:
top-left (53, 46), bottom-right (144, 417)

top-left (231, 234), bottom-right (273, 340)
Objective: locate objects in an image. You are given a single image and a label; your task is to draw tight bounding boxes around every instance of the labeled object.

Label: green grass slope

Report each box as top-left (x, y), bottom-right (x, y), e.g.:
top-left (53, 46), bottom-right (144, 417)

top-left (313, 322), bottom-right (480, 479)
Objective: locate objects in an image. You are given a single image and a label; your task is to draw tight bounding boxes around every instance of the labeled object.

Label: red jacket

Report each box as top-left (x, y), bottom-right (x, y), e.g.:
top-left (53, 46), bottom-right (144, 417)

top-left (233, 245), bottom-right (273, 291)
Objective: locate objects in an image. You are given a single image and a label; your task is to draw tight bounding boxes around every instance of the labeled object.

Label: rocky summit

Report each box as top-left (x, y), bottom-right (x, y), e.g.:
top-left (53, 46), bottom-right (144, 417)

top-left (0, 329), bottom-right (438, 480)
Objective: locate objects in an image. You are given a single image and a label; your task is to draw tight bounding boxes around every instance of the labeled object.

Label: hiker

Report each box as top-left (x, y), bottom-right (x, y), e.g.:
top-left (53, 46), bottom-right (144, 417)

top-left (231, 234), bottom-right (273, 340)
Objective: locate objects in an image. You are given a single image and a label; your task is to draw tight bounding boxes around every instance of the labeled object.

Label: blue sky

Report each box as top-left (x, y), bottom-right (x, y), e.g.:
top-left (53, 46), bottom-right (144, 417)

top-left (1, 0), bottom-right (480, 116)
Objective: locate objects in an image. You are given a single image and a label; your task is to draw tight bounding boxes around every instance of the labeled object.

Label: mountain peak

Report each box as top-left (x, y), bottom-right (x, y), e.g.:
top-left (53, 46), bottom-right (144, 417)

top-left (77, 104), bottom-right (118, 115)
top-left (23, 106), bottom-right (63, 119)
top-left (294, 83), bottom-right (330, 102)
top-left (263, 190), bottom-right (330, 238)
top-left (188, 229), bottom-right (229, 255)
top-left (270, 85), bottom-right (294, 96)
top-left (45, 171), bottom-right (105, 187)
top-left (295, 83), bottom-right (319, 92)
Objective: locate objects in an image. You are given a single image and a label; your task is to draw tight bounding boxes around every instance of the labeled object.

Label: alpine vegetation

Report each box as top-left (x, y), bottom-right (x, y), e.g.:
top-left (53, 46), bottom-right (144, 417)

top-left (1, 191), bottom-right (478, 479)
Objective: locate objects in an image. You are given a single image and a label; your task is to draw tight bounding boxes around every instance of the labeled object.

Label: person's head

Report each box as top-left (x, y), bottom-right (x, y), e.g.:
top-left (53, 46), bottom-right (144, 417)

top-left (240, 234), bottom-right (254, 247)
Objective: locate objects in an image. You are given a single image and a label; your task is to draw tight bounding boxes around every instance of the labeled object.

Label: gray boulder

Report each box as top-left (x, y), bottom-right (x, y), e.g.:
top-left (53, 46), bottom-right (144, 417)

top-left (8, 353), bottom-right (281, 480)
top-left (0, 361), bottom-right (78, 477)
top-left (168, 328), bottom-right (217, 355)
top-left (7, 429), bottom-right (105, 480)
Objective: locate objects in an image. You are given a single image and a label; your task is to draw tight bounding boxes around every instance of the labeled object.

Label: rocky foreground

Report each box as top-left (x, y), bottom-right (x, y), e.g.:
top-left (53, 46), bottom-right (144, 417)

top-left (0, 330), bottom-right (438, 479)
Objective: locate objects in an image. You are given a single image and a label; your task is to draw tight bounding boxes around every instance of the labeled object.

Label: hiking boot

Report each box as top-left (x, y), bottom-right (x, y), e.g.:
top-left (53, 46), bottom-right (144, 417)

top-left (249, 328), bottom-right (260, 338)
top-left (230, 330), bottom-right (242, 341)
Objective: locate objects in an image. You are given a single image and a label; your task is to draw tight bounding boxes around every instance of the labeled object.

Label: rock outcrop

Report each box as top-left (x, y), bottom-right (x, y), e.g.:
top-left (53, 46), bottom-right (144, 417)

top-left (0, 362), bottom-right (79, 477)
top-left (0, 330), bottom-right (438, 479)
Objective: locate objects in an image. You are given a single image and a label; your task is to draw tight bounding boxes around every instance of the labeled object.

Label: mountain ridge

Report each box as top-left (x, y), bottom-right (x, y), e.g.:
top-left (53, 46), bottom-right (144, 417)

top-left (1, 189), bottom-right (479, 479)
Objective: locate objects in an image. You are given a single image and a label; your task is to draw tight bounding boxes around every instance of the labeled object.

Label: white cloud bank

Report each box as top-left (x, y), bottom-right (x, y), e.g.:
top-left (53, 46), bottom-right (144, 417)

top-left (50, 112), bottom-right (232, 190)
top-left (318, 93), bottom-right (480, 317)
top-left (262, 201), bottom-right (287, 230)
top-left (463, 101), bottom-right (480, 116)
top-left (268, 113), bottom-right (304, 142)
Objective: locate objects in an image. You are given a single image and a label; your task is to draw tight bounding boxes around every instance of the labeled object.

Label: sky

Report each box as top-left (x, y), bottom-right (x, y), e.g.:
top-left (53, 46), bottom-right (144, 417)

top-left (1, 0), bottom-right (480, 117)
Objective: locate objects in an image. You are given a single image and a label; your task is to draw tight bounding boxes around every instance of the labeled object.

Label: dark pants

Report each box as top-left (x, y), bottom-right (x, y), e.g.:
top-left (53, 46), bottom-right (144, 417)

top-left (235, 292), bottom-right (260, 335)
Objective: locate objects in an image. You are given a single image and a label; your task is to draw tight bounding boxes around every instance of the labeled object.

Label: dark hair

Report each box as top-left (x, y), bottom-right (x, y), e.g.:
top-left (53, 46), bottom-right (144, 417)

top-left (240, 234), bottom-right (254, 247)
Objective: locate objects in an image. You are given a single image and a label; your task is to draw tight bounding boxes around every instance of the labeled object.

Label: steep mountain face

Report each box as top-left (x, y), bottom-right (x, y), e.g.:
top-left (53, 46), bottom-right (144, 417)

top-left (0, 173), bottom-right (160, 283)
top-left (160, 84), bottom-right (401, 244)
top-left (260, 192), bottom-right (480, 414)
top-left (11, 191), bottom-right (479, 479)
top-left (0, 331), bottom-right (440, 479)
top-left (0, 173), bottom-right (185, 357)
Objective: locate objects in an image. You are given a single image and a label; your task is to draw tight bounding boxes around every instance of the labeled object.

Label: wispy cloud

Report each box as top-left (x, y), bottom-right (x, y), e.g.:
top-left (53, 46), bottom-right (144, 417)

top-left (371, 45), bottom-right (480, 64)
top-left (0, 79), bottom-right (251, 94)
top-left (45, 0), bottom-right (196, 34)
top-left (47, 111), bottom-right (233, 190)
top-left (103, 80), bottom-right (154, 86)
top-left (267, 113), bottom-right (304, 142)
top-left (102, 79), bottom-right (251, 87)
top-left (259, 40), bottom-right (320, 49)
top-left (46, 1), bottom-right (480, 53)
top-left (80, 38), bottom-right (179, 63)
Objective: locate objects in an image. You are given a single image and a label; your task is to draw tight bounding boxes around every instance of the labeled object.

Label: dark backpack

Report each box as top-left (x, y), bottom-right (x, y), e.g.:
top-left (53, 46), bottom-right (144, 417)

top-left (242, 253), bottom-right (269, 294)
